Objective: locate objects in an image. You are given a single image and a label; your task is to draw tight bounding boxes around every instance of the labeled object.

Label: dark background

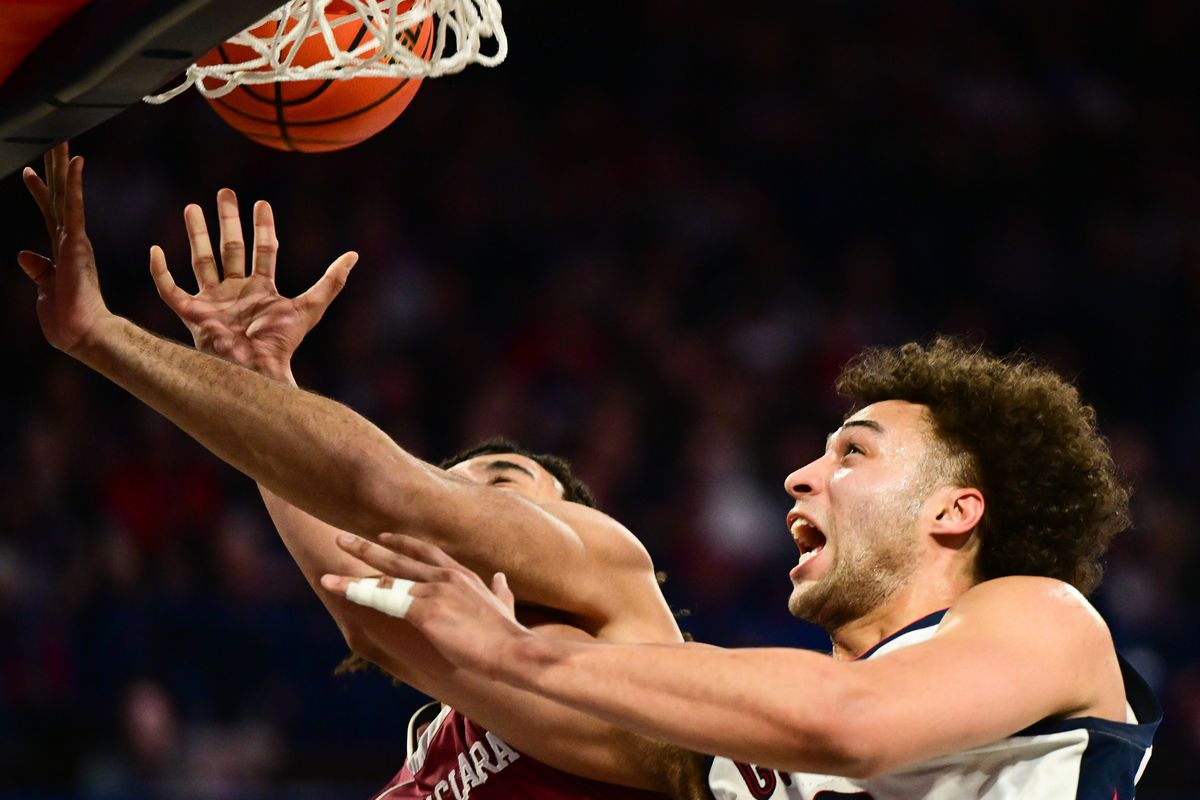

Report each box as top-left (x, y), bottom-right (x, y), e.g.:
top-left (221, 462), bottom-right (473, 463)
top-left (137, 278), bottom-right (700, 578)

top-left (1, 0), bottom-right (1198, 796)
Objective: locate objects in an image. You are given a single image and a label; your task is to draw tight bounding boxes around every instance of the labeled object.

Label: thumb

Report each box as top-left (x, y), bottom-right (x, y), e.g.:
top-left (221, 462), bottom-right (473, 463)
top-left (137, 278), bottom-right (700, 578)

top-left (18, 250), bottom-right (53, 286)
top-left (148, 245), bottom-right (191, 312)
top-left (295, 251), bottom-right (358, 323)
top-left (491, 572), bottom-right (516, 614)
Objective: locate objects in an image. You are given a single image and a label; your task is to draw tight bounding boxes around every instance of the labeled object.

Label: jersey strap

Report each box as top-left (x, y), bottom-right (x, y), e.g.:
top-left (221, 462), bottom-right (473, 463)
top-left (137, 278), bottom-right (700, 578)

top-left (854, 609), bottom-right (947, 660)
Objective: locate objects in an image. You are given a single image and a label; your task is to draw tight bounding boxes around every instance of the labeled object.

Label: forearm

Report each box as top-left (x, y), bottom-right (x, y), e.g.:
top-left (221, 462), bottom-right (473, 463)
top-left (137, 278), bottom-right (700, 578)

top-left (257, 485), bottom-right (436, 683)
top-left (261, 487), bottom-right (689, 792)
top-left (74, 317), bottom-right (625, 619)
top-left (259, 485), bottom-right (373, 588)
top-left (503, 637), bottom-right (859, 773)
top-left (74, 316), bottom-right (423, 536)
top-left (245, 364), bottom-right (373, 584)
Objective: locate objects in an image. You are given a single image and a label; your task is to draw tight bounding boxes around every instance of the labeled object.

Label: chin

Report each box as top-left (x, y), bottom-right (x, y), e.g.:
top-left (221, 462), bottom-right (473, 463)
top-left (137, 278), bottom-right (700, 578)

top-left (787, 571), bottom-right (848, 627)
top-left (786, 584), bottom-right (820, 621)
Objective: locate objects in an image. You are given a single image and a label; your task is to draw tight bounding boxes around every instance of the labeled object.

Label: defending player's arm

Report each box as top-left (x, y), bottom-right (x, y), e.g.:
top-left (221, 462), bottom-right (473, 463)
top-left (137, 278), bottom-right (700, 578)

top-left (148, 177), bottom-right (702, 799)
top-left (142, 182), bottom-right (674, 644)
top-left (18, 146), bottom-right (700, 794)
top-left (328, 534), bottom-right (1125, 777)
top-left (18, 145), bottom-right (640, 626)
top-left (144, 186), bottom-right (380, 633)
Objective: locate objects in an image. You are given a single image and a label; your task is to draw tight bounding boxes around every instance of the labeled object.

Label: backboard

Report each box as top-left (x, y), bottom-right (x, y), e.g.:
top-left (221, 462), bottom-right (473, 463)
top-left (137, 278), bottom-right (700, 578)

top-left (0, 0), bottom-right (282, 179)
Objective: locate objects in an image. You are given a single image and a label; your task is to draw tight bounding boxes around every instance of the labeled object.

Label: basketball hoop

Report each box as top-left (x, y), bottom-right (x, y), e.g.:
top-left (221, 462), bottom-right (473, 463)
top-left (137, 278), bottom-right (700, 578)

top-left (144, 0), bottom-right (506, 104)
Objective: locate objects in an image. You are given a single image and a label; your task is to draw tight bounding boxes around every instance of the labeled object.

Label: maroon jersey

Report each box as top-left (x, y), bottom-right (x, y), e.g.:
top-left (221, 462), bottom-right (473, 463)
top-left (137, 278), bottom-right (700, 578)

top-left (371, 704), bottom-right (669, 800)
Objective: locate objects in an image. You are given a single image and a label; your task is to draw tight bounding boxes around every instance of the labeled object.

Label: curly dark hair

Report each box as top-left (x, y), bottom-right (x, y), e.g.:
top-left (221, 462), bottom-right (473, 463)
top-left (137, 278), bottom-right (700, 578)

top-left (835, 337), bottom-right (1130, 595)
top-left (439, 437), bottom-right (598, 508)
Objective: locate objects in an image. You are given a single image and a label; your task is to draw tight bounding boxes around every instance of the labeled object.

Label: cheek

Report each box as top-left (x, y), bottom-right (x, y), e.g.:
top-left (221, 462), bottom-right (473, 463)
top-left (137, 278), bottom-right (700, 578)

top-left (826, 469), bottom-right (857, 531)
top-left (529, 481), bottom-right (561, 503)
top-left (826, 470), bottom-right (882, 535)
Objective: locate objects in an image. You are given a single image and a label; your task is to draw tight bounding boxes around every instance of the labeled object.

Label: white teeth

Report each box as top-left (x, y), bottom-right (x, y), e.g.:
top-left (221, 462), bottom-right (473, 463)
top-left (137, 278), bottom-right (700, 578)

top-left (790, 518), bottom-right (813, 536)
top-left (795, 546), bottom-right (822, 568)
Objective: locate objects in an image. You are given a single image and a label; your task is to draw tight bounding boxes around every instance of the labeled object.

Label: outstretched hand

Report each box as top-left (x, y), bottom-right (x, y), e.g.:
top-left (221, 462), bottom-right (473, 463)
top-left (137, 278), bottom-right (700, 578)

top-left (19, 143), bottom-right (115, 354)
top-left (321, 533), bottom-right (534, 679)
top-left (150, 188), bottom-right (357, 381)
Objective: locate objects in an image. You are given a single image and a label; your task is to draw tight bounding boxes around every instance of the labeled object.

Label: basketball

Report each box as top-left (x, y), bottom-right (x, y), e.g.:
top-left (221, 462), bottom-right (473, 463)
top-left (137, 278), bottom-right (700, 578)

top-left (197, 3), bottom-right (433, 153)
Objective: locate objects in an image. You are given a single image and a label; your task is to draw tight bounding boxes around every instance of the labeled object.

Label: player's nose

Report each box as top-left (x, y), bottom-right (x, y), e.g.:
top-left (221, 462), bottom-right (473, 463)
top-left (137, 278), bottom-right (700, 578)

top-left (784, 457), bottom-right (825, 499)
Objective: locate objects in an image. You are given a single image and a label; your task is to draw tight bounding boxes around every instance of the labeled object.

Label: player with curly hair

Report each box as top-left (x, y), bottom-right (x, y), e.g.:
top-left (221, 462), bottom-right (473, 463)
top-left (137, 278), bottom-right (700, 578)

top-left (329, 339), bottom-right (1160, 799)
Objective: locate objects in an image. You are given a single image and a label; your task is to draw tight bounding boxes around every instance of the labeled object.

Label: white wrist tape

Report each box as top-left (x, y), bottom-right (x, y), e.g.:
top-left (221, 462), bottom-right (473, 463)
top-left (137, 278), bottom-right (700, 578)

top-left (345, 577), bottom-right (416, 619)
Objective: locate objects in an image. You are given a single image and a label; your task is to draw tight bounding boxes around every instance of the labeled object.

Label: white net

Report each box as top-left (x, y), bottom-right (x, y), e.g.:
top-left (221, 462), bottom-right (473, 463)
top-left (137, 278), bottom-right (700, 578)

top-left (144, 0), bottom-right (506, 104)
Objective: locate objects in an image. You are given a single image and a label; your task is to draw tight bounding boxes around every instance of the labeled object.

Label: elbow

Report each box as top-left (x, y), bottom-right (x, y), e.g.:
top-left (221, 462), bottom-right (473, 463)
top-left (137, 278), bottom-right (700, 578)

top-left (789, 729), bottom-right (885, 781)
top-left (830, 742), bottom-right (890, 781)
top-left (339, 618), bottom-right (386, 664)
top-left (794, 733), bottom-right (887, 780)
top-left (335, 613), bottom-right (424, 687)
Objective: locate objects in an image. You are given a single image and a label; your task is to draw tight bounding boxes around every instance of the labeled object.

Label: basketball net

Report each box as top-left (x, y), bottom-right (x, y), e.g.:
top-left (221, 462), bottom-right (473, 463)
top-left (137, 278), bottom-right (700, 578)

top-left (144, 0), bottom-right (505, 104)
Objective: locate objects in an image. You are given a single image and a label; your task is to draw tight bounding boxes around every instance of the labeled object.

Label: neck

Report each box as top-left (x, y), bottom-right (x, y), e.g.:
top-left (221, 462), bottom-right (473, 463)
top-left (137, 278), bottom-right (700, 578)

top-left (827, 567), bottom-right (975, 660)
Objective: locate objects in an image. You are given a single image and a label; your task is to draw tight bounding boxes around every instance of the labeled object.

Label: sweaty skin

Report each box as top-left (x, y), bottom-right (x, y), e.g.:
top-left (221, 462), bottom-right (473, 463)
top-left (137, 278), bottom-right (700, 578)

top-left (17, 144), bottom-right (707, 797)
top-left (322, 401), bottom-right (1130, 778)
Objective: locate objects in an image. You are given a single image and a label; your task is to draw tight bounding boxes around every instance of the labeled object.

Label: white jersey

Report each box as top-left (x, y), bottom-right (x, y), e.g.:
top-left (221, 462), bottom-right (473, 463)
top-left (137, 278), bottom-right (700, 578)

top-left (708, 610), bottom-right (1161, 800)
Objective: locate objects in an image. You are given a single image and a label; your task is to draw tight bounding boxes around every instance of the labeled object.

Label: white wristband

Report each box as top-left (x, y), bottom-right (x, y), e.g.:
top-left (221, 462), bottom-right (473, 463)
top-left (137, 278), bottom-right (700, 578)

top-left (345, 577), bottom-right (416, 619)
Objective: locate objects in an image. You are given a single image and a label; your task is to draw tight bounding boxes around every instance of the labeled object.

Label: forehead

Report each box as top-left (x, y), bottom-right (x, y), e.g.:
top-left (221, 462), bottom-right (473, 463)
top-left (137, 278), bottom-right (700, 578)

top-left (449, 452), bottom-right (548, 479)
top-left (839, 399), bottom-right (935, 444)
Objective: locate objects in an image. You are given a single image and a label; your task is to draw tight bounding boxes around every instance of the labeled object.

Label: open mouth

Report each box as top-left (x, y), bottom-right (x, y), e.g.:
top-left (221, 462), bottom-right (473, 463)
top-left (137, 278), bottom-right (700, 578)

top-left (789, 514), bottom-right (827, 570)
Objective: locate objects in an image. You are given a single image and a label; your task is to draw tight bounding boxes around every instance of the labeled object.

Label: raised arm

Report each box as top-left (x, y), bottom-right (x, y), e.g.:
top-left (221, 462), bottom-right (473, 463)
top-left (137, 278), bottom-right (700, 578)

top-left (147, 185), bottom-right (391, 636)
top-left (18, 145), bottom-right (638, 624)
top-left (18, 146), bottom-right (704, 795)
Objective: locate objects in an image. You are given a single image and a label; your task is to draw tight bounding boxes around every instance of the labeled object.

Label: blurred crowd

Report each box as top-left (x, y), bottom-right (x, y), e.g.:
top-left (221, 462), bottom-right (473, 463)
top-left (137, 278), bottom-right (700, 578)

top-left (2, 0), bottom-right (1199, 797)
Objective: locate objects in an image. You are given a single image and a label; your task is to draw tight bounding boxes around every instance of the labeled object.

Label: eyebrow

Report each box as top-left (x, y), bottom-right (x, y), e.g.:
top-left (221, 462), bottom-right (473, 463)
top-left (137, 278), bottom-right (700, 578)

top-left (826, 419), bottom-right (885, 447)
top-left (483, 460), bottom-right (537, 479)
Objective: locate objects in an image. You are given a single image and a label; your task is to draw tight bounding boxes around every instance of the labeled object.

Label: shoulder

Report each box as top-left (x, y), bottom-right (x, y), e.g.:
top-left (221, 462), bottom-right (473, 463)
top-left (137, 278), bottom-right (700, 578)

top-left (937, 576), bottom-right (1121, 717)
top-left (945, 575), bottom-right (1111, 640)
top-left (540, 500), bottom-right (681, 641)
top-left (836, 577), bottom-right (1127, 771)
top-left (539, 500), bottom-right (658, 573)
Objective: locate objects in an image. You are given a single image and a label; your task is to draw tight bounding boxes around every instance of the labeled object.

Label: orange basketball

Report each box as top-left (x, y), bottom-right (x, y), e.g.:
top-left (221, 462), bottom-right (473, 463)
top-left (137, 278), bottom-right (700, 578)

top-left (197, 3), bottom-right (433, 153)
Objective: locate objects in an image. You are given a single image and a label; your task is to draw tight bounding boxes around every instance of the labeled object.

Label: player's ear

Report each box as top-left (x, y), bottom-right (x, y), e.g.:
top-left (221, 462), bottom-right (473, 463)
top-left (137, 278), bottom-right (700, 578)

top-left (928, 486), bottom-right (984, 538)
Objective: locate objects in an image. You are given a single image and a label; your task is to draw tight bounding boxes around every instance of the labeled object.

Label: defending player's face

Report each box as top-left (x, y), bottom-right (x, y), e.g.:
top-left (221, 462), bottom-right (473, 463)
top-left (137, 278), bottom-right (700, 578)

top-left (447, 453), bottom-right (566, 504)
top-left (782, 400), bottom-right (943, 631)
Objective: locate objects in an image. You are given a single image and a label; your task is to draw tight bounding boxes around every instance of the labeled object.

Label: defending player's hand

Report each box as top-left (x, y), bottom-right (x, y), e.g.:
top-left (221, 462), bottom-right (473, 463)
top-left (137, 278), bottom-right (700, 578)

top-left (18, 143), bottom-right (115, 355)
top-left (321, 532), bottom-right (533, 679)
top-left (149, 188), bottom-right (358, 381)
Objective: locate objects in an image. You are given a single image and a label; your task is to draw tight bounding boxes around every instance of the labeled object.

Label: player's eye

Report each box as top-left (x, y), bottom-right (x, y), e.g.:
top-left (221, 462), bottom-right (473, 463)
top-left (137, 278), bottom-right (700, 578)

top-left (490, 477), bottom-right (513, 485)
top-left (843, 442), bottom-right (864, 457)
